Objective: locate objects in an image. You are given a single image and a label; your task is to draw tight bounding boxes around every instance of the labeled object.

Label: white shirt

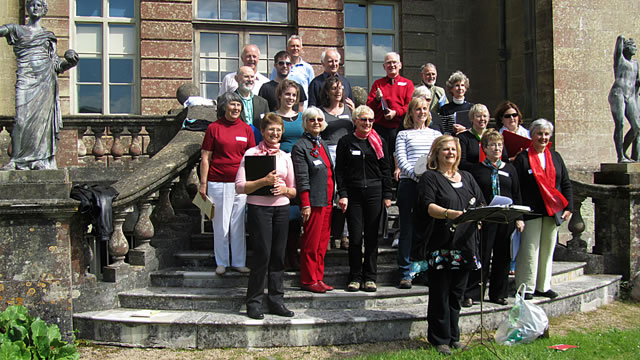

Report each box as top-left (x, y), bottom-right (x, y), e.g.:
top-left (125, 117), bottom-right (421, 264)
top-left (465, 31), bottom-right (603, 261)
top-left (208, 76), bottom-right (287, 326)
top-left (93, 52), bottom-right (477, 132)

top-left (395, 127), bottom-right (442, 181)
top-left (218, 71), bottom-right (270, 97)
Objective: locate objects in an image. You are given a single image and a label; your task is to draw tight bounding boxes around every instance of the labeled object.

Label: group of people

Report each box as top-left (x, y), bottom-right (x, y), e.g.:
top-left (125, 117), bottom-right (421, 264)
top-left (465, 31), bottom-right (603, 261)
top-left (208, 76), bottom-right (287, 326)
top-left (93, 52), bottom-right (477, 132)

top-left (197, 34), bottom-right (573, 355)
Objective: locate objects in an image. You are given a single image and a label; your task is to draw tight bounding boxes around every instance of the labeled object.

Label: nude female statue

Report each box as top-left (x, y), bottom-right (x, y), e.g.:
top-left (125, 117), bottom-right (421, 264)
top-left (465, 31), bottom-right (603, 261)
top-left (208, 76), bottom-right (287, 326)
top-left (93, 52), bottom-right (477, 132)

top-left (609, 35), bottom-right (640, 163)
top-left (1, 0), bottom-right (78, 170)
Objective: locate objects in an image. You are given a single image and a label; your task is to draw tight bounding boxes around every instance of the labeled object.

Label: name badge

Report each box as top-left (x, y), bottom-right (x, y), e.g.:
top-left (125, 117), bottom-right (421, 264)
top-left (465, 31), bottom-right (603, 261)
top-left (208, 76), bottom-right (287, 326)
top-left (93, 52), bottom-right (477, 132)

top-left (259, 113), bottom-right (265, 119)
top-left (351, 150), bottom-right (361, 156)
top-left (451, 182), bottom-right (463, 188)
top-left (498, 170), bottom-right (510, 177)
top-left (528, 169), bottom-right (533, 174)
top-left (236, 136), bottom-right (247, 142)
top-left (313, 159), bottom-right (323, 166)
top-left (398, 82), bottom-right (407, 86)
top-left (338, 114), bottom-right (350, 119)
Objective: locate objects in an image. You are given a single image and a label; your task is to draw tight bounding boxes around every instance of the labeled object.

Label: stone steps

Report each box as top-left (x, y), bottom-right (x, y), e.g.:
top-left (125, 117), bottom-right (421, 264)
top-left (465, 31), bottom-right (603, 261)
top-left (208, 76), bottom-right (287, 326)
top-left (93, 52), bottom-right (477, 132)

top-left (73, 272), bottom-right (621, 348)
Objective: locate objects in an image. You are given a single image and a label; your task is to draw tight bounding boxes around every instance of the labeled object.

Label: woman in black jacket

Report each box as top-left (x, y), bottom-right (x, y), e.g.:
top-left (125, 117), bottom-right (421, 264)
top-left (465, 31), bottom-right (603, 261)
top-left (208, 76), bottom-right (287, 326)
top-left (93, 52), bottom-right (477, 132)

top-left (292, 107), bottom-right (335, 293)
top-left (335, 105), bottom-right (393, 292)
top-left (466, 129), bottom-right (523, 306)
top-left (513, 119), bottom-right (572, 300)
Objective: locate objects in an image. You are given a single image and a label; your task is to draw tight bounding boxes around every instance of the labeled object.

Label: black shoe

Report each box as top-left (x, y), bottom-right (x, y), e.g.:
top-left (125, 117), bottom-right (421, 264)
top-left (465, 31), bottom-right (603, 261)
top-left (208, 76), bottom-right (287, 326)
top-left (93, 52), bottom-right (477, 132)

top-left (534, 289), bottom-right (558, 299)
top-left (524, 293), bottom-right (533, 300)
top-left (490, 298), bottom-right (508, 305)
top-left (247, 307), bottom-right (264, 320)
top-left (269, 304), bottom-right (294, 317)
top-left (462, 297), bottom-right (473, 307)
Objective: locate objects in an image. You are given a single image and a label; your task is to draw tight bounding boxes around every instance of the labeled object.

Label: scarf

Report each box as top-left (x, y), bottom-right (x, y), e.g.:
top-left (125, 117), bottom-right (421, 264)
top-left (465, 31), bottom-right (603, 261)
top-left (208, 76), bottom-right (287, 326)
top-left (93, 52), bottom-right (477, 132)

top-left (482, 158), bottom-right (502, 197)
top-left (354, 128), bottom-right (384, 160)
top-left (304, 132), bottom-right (321, 158)
top-left (528, 147), bottom-right (568, 216)
top-left (470, 128), bottom-right (486, 162)
top-left (256, 140), bottom-right (280, 156)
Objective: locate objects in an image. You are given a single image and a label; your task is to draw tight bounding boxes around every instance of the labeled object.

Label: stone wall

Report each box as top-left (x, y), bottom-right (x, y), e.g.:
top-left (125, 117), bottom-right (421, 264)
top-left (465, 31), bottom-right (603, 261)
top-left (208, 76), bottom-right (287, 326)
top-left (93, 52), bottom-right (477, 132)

top-left (298, 0), bottom-right (343, 76)
top-left (550, 0), bottom-right (640, 171)
top-left (0, 0), bottom-right (20, 116)
top-left (140, 0), bottom-right (193, 115)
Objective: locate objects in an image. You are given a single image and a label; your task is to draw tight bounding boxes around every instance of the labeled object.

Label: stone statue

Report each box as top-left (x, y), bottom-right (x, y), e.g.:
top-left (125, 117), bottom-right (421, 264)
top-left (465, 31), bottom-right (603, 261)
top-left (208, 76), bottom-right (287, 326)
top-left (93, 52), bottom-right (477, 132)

top-left (609, 35), bottom-right (640, 163)
top-left (0, 0), bottom-right (78, 170)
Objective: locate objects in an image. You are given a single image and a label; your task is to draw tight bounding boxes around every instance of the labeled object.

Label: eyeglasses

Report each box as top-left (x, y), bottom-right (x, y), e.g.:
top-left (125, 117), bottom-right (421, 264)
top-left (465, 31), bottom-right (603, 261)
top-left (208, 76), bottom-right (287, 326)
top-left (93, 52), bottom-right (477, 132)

top-left (486, 143), bottom-right (503, 148)
top-left (277, 61), bottom-right (292, 66)
top-left (503, 113), bottom-right (518, 118)
top-left (359, 118), bottom-right (375, 123)
top-left (307, 118), bottom-right (323, 123)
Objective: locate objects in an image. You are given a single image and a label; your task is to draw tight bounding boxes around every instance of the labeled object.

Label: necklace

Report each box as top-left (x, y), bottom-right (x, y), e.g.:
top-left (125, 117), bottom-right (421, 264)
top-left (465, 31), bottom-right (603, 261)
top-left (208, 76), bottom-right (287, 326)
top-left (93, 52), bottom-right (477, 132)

top-left (440, 169), bottom-right (456, 179)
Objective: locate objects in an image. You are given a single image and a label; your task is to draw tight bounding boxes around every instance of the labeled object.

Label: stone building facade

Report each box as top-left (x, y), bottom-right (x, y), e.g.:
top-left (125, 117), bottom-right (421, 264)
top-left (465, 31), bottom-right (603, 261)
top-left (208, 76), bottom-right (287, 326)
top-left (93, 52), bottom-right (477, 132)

top-left (1, 0), bottom-right (639, 171)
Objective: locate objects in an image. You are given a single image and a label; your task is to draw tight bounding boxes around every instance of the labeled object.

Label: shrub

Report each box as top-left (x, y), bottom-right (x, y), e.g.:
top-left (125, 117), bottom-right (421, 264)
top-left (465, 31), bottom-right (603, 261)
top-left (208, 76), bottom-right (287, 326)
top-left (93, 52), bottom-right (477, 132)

top-left (0, 305), bottom-right (79, 360)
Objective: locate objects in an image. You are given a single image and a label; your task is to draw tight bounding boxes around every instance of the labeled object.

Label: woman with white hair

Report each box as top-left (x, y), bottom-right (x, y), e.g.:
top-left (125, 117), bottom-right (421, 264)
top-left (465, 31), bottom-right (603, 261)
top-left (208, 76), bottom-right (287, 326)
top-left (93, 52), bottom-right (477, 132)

top-left (457, 104), bottom-right (509, 172)
top-left (291, 107), bottom-right (335, 293)
top-left (439, 71), bottom-right (473, 117)
top-left (513, 119), bottom-right (572, 300)
top-left (335, 105), bottom-right (393, 292)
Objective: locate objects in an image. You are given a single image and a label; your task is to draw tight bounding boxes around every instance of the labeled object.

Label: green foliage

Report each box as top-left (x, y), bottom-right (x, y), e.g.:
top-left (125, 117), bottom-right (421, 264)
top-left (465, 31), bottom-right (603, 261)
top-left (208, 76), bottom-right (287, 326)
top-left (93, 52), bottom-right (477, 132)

top-left (0, 305), bottom-right (79, 360)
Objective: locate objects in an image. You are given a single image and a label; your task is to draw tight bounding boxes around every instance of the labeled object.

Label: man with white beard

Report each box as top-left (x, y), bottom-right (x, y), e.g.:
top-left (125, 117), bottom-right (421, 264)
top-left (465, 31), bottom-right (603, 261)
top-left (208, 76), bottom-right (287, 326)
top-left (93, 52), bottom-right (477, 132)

top-left (219, 66), bottom-right (269, 142)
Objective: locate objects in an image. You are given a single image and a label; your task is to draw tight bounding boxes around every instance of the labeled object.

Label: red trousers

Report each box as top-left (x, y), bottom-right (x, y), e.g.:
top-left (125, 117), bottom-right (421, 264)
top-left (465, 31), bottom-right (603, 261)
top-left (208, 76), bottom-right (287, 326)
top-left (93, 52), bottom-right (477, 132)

top-left (300, 205), bottom-right (332, 285)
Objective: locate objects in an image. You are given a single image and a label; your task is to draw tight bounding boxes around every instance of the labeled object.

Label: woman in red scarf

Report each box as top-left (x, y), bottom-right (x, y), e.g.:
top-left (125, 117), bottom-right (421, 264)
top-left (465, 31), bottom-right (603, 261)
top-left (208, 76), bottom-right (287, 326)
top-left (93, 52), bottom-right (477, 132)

top-left (513, 119), bottom-right (573, 299)
top-left (335, 105), bottom-right (393, 292)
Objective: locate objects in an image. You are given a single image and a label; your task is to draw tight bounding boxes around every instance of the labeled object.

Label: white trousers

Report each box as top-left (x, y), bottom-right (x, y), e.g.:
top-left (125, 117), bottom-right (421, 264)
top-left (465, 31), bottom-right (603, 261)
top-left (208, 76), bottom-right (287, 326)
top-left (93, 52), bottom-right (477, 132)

top-left (208, 181), bottom-right (247, 268)
top-left (514, 216), bottom-right (558, 293)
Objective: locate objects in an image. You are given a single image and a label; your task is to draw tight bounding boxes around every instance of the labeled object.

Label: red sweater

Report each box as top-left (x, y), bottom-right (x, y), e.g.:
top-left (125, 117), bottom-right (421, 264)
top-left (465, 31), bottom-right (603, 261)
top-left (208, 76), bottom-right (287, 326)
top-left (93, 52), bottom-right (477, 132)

top-left (202, 118), bottom-right (256, 182)
top-left (366, 75), bottom-right (414, 129)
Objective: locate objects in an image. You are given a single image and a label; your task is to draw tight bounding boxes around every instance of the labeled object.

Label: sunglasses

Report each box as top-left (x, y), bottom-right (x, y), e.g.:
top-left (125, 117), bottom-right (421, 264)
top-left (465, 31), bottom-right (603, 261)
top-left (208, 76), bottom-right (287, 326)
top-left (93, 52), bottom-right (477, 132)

top-left (277, 61), bottom-right (292, 66)
top-left (503, 113), bottom-right (518, 118)
top-left (359, 118), bottom-right (375, 123)
top-left (307, 118), bottom-right (323, 123)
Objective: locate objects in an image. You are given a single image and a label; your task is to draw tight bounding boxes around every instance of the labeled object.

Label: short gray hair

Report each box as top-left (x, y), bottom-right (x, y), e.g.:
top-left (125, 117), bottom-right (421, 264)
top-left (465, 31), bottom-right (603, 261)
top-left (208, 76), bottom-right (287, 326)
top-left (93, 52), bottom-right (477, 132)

top-left (321, 48), bottom-right (341, 63)
top-left (445, 70), bottom-right (470, 91)
top-left (385, 52), bottom-right (401, 62)
top-left (217, 91), bottom-right (244, 119)
top-left (412, 86), bottom-right (432, 100)
top-left (468, 103), bottom-right (489, 121)
top-left (301, 106), bottom-right (328, 132)
top-left (241, 44), bottom-right (260, 57)
top-left (420, 63), bottom-right (436, 73)
top-left (287, 34), bottom-right (302, 46)
top-left (529, 118), bottom-right (554, 136)
top-left (352, 105), bottom-right (374, 123)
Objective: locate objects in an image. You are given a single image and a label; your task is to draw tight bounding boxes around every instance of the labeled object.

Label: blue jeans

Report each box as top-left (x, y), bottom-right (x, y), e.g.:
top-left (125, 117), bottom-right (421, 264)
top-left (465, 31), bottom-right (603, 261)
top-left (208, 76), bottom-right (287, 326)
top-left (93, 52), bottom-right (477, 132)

top-left (397, 178), bottom-right (418, 280)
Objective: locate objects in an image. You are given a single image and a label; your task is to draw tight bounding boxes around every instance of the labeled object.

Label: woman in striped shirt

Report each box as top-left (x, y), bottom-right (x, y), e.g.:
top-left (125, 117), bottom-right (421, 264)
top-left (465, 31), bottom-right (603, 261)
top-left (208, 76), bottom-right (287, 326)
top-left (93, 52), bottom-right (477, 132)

top-left (395, 97), bottom-right (442, 288)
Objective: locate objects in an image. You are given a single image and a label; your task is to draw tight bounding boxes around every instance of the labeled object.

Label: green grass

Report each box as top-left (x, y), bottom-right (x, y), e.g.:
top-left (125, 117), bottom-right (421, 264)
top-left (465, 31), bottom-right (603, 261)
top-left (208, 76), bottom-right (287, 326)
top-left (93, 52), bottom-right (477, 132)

top-left (348, 327), bottom-right (640, 359)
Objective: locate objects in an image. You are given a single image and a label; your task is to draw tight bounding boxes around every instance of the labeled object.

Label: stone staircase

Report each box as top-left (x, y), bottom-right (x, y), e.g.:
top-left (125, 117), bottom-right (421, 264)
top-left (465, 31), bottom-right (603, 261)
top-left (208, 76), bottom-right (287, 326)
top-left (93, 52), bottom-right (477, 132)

top-left (74, 228), bottom-right (621, 348)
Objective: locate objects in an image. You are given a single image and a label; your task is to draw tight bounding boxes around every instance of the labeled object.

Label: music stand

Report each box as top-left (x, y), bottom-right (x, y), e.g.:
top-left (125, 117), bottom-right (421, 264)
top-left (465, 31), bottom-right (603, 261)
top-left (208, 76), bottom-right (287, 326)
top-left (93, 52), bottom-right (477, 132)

top-left (447, 205), bottom-right (533, 358)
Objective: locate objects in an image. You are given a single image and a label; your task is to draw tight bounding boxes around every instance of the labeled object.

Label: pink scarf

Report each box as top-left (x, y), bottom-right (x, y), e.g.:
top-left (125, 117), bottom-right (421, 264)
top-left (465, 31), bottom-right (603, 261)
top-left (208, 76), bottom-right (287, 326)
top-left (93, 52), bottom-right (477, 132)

top-left (354, 129), bottom-right (385, 160)
top-left (256, 140), bottom-right (280, 156)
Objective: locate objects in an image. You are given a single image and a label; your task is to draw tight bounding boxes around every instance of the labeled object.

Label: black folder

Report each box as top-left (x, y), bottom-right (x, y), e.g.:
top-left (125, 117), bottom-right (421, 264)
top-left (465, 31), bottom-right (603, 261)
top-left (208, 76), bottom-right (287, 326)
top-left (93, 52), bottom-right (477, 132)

top-left (245, 155), bottom-right (276, 196)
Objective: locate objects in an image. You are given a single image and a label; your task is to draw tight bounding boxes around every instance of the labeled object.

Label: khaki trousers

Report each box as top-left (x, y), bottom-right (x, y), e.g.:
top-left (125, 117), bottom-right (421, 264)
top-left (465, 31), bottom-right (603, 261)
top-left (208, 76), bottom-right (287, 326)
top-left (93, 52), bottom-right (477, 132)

top-left (514, 216), bottom-right (558, 294)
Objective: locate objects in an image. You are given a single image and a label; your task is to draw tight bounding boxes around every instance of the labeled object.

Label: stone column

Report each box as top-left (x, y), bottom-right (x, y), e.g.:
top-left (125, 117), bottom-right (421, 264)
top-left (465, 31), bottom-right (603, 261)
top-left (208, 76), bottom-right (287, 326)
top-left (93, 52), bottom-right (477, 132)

top-left (593, 163), bottom-right (640, 280)
top-left (0, 170), bottom-right (76, 341)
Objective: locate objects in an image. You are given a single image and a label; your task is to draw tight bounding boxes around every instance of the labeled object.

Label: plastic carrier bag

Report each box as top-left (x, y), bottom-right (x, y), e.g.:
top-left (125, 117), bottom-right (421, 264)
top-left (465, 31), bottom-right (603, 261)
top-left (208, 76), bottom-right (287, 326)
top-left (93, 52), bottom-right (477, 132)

top-left (495, 284), bottom-right (549, 345)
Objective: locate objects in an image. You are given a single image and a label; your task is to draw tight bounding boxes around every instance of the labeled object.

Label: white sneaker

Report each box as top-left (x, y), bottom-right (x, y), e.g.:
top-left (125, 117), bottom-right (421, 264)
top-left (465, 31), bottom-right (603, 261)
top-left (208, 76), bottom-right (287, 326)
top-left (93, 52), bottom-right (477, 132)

top-left (215, 265), bottom-right (226, 275)
top-left (391, 238), bottom-right (399, 248)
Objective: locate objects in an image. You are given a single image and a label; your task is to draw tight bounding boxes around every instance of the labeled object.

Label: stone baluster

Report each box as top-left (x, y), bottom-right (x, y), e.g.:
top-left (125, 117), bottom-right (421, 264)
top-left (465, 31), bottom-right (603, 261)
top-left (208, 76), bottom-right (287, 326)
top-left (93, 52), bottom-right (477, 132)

top-left (172, 170), bottom-right (193, 211)
top-left (103, 206), bottom-right (134, 282)
top-left (129, 195), bottom-right (156, 266)
top-left (128, 126), bottom-right (142, 160)
top-left (567, 193), bottom-right (588, 251)
top-left (76, 127), bottom-right (87, 158)
top-left (91, 126), bottom-right (107, 161)
top-left (5, 124), bottom-right (13, 157)
top-left (151, 182), bottom-right (178, 223)
top-left (110, 126), bottom-right (125, 160)
top-left (146, 126), bottom-right (157, 156)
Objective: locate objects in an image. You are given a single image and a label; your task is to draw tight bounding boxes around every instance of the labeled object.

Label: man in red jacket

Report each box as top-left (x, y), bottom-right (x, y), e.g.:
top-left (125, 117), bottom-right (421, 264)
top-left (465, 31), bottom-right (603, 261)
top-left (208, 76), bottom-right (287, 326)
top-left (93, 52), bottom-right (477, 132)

top-left (366, 52), bottom-right (414, 168)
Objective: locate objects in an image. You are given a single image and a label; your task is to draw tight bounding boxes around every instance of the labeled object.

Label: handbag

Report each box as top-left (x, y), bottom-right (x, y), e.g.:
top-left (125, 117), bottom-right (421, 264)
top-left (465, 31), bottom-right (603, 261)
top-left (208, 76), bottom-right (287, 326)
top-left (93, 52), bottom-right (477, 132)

top-left (495, 284), bottom-right (549, 345)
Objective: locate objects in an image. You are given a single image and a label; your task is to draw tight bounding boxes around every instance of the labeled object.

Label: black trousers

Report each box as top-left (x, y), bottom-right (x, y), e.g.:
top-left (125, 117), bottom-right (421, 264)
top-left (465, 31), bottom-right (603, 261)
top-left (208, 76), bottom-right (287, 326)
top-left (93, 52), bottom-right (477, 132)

top-left (246, 204), bottom-right (290, 311)
top-left (345, 185), bottom-right (382, 283)
top-left (464, 222), bottom-right (514, 300)
top-left (427, 267), bottom-right (469, 346)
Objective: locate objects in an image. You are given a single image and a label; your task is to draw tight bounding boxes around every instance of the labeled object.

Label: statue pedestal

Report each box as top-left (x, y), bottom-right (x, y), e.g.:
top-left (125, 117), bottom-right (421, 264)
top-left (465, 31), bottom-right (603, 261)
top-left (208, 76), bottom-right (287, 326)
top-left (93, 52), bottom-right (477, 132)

top-left (0, 169), bottom-right (76, 340)
top-left (593, 163), bottom-right (640, 280)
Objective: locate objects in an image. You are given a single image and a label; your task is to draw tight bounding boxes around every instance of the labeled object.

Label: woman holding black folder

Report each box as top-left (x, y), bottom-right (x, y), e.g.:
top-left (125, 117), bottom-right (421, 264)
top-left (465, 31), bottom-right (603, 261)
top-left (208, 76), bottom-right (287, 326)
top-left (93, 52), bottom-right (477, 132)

top-left (513, 119), bottom-right (572, 300)
top-left (235, 113), bottom-right (297, 320)
top-left (292, 107), bottom-right (335, 293)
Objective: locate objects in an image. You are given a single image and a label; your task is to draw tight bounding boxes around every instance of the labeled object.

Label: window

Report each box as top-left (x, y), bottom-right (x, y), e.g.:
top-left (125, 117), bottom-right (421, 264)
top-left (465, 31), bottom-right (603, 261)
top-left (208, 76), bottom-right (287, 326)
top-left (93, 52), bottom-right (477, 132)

top-left (195, 0), bottom-right (290, 98)
top-left (73, 0), bottom-right (138, 114)
top-left (344, 2), bottom-right (398, 89)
